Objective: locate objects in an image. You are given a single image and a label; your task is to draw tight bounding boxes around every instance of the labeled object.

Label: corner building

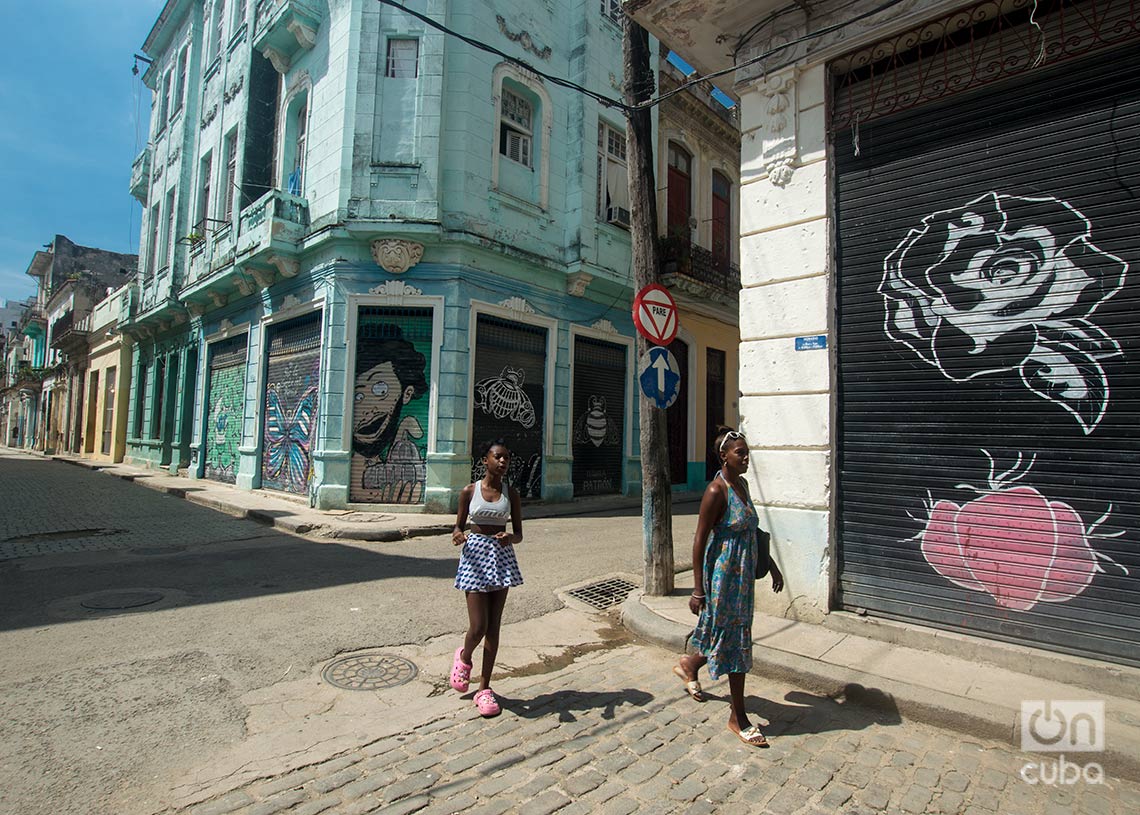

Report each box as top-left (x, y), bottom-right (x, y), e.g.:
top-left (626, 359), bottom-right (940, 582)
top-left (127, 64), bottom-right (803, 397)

top-left (631, 0), bottom-right (1140, 667)
top-left (127, 0), bottom-right (690, 511)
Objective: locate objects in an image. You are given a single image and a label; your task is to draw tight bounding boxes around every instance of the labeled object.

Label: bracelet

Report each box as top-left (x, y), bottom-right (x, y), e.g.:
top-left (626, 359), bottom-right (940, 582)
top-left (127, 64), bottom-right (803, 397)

top-left (691, 593), bottom-right (705, 599)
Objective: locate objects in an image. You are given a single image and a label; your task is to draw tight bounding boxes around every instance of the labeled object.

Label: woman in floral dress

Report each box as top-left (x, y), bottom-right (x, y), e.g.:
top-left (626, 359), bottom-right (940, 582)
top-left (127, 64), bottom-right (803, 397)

top-left (674, 428), bottom-right (784, 746)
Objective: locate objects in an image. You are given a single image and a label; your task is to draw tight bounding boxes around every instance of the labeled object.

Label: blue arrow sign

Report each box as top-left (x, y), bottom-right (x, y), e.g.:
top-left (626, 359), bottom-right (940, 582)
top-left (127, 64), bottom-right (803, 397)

top-left (638, 346), bottom-right (681, 410)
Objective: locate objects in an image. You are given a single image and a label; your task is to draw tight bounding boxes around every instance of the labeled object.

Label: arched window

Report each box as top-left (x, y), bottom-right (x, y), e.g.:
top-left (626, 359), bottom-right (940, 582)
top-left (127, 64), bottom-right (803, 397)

top-left (280, 88), bottom-right (310, 197)
top-left (667, 142), bottom-right (692, 237)
top-left (491, 64), bottom-right (552, 210)
top-left (711, 170), bottom-right (732, 266)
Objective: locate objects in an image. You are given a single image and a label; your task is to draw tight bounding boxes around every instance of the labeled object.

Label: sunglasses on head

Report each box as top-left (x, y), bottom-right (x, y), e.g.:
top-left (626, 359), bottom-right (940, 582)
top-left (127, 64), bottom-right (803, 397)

top-left (719, 430), bottom-right (746, 452)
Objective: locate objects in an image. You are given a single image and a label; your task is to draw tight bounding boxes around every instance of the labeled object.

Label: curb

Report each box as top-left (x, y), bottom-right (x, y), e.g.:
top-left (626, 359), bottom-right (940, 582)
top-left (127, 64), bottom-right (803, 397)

top-left (620, 591), bottom-right (1140, 781)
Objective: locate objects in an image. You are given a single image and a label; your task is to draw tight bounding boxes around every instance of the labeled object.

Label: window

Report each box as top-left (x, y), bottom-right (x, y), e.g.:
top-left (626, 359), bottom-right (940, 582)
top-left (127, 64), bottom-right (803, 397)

top-left (101, 367), bottom-right (116, 455)
top-left (601, 0), bottom-right (623, 23)
top-left (712, 170), bottom-right (732, 265)
top-left (222, 129), bottom-right (238, 220)
top-left (289, 103), bottom-right (307, 195)
top-left (173, 47), bottom-right (188, 114)
top-left (597, 122), bottom-right (629, 227)
top-left (386, 39), bottom-right (419, 78)
top-left (152, 358), bottom-right (166, 440)
top-left (134, 362), bottom-right (148, 437)
top-left (667, 141), bottom-right (693, 236)
top-left (499, 88), bottom-right (533, 168)
top-left (231, 0), bottom-right (246, 34)
top-left (198, 153), bottom-right (212, 226)
top-left (164, 189), bottom-right (177, 266)
top-left (209, 1), bottom-right (224, 62)
top-left (159, 70), bottom-right (172, 125)
top-left (147, 204), bottom-right (160, 276)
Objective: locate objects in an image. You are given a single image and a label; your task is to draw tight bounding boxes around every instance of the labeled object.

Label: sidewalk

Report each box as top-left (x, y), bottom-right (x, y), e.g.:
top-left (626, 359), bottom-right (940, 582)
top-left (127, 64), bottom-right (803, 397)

top-left (622, 572), bottom-right (1140, 783)
top-left (33, 450), bottom-right (701, 542)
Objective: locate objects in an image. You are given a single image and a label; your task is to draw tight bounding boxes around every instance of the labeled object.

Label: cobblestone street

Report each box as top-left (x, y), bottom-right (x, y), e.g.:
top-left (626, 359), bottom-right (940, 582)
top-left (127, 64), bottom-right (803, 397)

top-left (172, 641), bottom-right (1140, 815)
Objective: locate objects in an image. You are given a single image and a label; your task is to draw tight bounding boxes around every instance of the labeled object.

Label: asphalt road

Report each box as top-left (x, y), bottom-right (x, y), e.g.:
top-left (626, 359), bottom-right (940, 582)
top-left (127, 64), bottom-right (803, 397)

top-left (0, 454), bottom-right (699, 815)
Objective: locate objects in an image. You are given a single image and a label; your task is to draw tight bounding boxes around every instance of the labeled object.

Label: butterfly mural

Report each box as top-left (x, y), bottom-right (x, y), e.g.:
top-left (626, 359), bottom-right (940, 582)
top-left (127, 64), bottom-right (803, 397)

top-left (263, 384), bottom-right (318, 494)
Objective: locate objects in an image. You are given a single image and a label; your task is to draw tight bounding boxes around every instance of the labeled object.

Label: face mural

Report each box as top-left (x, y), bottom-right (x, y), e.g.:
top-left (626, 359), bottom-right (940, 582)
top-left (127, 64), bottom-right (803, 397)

top-left (351, 329), bottom-right (429, 504)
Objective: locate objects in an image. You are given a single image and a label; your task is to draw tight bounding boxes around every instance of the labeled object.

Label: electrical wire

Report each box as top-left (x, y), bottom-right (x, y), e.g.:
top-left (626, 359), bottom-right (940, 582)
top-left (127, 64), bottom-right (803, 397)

top-left (375, 0), bottom-right (918, 112)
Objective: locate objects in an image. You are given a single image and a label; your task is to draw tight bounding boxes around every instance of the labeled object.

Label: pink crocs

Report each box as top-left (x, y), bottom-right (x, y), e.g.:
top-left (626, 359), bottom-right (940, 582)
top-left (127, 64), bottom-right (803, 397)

top-left (473, 688), bottom-right (501, 717)
top-left (449, 647), bottom-right (472, 692)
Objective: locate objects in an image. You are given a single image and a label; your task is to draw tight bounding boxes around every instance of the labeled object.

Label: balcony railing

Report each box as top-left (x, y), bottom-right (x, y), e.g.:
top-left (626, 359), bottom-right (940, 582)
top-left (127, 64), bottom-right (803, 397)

top-left (659, 234), bottom-right (741, 299)
top-left (130, 145), bottom-right (152, 204)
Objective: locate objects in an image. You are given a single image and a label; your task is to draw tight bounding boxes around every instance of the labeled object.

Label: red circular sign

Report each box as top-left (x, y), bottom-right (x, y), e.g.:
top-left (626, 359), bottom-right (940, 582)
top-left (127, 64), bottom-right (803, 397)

top-left (632, 284), bottom-right (678, 346)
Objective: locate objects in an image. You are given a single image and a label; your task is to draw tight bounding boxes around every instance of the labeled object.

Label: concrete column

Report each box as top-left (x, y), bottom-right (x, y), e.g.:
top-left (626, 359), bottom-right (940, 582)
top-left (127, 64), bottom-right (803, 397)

top-left (736, 63), bottom-right (832, 622)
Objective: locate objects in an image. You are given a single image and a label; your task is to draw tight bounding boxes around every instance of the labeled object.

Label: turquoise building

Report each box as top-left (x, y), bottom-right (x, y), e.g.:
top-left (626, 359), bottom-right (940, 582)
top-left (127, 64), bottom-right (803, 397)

top-left (126, 0), bottom-right (661, 511)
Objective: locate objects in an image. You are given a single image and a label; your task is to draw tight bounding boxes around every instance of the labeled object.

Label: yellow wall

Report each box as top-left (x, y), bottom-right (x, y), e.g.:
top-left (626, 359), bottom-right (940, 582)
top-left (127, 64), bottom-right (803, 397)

top-left (83, 338), bottom-right (133, 463)
top-left (675, 304), bottom-right (740, 482)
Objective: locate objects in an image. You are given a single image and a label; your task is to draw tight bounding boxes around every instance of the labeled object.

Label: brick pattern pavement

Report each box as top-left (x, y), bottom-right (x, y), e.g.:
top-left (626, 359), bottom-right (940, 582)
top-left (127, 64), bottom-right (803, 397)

top-left (0, 457), bottom-right (272, 560)
top-left (173, 643), bottom-right (1140, 815)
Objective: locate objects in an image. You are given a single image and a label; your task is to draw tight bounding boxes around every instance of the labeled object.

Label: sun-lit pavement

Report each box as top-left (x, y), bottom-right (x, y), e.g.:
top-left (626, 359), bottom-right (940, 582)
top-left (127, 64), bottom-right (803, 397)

top-left (2, 452), bottom-right (1139, 815)
top-left (163, 641), bottom-right (1140, 815)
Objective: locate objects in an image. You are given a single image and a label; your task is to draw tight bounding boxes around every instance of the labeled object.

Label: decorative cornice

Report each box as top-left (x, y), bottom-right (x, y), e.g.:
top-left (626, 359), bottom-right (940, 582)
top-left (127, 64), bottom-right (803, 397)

top-left (262, 46), bottom-right (290, 74)
top-left (368, 280), bottom-right (423, 297)
top-left (498, 296), bottom-right (535, 314)
top-left (268, 255), bottom-right (299, 278)
top-left (496, 15), bottom-right (552, 60)
top-left (370, 239), bottom-right (424, 275)
top-left (590, 319), bottom-right (618, 335)
top-left (281, 294), bottom-right (302, 311)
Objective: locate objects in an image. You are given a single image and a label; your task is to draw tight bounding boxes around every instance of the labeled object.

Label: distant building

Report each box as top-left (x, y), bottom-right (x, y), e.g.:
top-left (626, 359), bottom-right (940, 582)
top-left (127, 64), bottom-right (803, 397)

top-left (1, 236), bottom-right (136, 453)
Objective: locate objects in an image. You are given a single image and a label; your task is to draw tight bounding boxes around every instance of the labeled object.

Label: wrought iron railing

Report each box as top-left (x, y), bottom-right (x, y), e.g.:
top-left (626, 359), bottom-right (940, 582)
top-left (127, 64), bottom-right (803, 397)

top-left (659, 234), bottom-right (741, 294)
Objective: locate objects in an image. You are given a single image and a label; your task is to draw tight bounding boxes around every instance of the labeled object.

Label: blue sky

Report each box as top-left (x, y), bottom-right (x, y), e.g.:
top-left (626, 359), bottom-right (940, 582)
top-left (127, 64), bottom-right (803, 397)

top-left (0, 0), bottom-right (163, 303)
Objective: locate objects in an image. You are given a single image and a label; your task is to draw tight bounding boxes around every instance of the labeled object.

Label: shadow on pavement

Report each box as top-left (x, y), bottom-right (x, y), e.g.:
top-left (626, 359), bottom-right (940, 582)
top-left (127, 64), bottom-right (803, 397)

top-left (498, 688), bottom-right (655, 721)
top-left (690, 684), bottom-right (902, 737)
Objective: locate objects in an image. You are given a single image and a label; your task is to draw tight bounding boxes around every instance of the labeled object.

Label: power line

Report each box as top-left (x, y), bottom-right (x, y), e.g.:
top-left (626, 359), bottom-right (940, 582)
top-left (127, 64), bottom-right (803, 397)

top-left (375, 0), bottom-right (916, 112)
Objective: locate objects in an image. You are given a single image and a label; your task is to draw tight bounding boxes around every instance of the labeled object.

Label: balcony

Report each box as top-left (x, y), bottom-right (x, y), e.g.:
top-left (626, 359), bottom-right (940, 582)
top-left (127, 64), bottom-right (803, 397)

top-left (49, 311), bottom-right (92, 356)
top-left (130, 145), bottom-right (152, 204)
top-left (253, 0), bottom-right (322, 73)
top-left (659, 234), bottom-right (741, 305)
top-left (19, 304), bottom-right (46, 337)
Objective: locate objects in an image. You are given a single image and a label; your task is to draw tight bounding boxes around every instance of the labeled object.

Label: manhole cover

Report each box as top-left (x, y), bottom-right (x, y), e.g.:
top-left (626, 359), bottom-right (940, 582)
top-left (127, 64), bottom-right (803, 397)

top-left (322, 654), bottom-right (418, 691)
top-left (566, 577), bottom-right (639, 610)
top-left (80, 590), bottom-right (165, 610)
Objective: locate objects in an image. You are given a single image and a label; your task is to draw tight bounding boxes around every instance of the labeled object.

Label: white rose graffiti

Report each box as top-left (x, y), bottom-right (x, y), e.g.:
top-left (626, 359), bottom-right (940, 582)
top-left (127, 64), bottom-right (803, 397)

top-left (880, 192), bottom-right (1128, 433)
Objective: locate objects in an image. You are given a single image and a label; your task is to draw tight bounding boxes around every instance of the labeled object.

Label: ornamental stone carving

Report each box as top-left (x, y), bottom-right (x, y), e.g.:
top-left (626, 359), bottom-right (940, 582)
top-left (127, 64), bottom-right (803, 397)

top-left (567, 271), bottom-right (593, 297)
top-left (368, 280), bottom-right (423, 297)
top-left (496, 15), bottom-right (552, 60)
top-left (370, 239), bottom-right (424, 275)
top-left (590, 319), bottom-right (618, 335)
top-left (498, 296), bottom-right (535, 314)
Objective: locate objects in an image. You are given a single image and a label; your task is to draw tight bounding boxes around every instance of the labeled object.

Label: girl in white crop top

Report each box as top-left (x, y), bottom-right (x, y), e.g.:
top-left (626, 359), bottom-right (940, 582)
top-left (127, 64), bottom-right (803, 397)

top-left (448, 438), bottom-right (524, 717)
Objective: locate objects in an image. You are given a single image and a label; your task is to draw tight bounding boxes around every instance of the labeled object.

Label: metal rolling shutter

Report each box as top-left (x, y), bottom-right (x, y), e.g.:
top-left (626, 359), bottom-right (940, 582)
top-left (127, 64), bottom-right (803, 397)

top-left (572, 336), bottom-right (626, 496)
top-left (349, 307), bottom-right (433, 504)
top-left (834, 29), bottom-right (1140, 664)
top-left (261, 312), bottom-right (321, 495)
top-left (203, 335), bottom-right (247, 483)
top-left (472, 315), bottom-right (547, 499)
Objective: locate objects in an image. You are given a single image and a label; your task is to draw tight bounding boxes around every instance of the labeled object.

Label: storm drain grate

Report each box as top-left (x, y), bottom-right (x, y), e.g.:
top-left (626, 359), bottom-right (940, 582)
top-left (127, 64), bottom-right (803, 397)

top-left (322, 654), bottom-right (418, 691)
top-left (81, 591), bottom-right (165, 610)
top-left (566, 577), bottom-right (639, 610)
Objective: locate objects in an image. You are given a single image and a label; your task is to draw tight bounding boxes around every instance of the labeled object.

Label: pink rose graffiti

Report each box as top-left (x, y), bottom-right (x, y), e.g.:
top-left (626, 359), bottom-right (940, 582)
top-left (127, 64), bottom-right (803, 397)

top-left (916, 452), bottom-right (1127, 611)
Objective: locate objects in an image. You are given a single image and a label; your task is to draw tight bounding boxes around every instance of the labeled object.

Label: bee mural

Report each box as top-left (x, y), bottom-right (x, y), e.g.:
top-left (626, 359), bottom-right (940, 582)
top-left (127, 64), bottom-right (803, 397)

top-left (574, 394), bottom-right (621, 447)
top-left (474, 366), bottom-right (537, 428)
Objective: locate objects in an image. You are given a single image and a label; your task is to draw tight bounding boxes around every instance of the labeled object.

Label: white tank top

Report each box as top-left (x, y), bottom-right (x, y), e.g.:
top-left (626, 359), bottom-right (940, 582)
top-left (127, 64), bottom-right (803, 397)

top-left (469, 482), bottom-right (511, 525)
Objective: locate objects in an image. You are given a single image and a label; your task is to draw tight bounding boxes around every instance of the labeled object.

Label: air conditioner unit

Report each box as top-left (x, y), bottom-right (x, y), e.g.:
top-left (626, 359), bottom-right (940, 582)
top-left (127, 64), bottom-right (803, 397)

top-left (607, 206), bottom-right (631, 228)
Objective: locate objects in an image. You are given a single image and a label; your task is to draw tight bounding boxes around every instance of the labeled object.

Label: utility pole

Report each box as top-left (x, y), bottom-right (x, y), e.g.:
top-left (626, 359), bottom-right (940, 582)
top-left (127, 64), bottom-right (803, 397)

top-left (624, 18), bottom-right (674, 596)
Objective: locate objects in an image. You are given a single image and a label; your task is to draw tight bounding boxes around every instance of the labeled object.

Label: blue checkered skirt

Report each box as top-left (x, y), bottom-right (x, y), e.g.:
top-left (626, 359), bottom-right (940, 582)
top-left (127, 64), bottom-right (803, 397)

top-left (454, 532), bottom-right (523, 593)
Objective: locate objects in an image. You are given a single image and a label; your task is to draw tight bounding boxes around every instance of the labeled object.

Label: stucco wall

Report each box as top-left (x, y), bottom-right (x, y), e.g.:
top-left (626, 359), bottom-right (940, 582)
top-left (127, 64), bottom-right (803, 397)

top-left (736, 63), bottom-right (832, 622)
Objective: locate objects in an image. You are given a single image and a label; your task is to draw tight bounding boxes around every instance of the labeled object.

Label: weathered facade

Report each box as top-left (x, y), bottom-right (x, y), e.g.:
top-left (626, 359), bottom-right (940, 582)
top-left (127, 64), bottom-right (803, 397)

top-left (1, 237), bottom-right (136, 455)
top-left (80, 286), bottom-right (136, 463)
top-left (127, 0), bottom-right (752, 511)
top-left (631, 0), bottom-right (1140, 666)
top-left (129, 0), bottom-right (682, 511)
